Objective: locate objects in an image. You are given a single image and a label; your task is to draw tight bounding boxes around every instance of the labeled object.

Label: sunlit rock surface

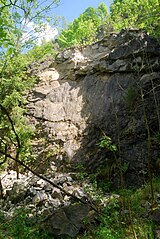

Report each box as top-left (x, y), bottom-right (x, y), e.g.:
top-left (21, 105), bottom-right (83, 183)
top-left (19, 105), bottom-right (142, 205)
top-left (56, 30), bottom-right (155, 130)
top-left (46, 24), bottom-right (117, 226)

top-left (27, 29), bottom-right (160, 187)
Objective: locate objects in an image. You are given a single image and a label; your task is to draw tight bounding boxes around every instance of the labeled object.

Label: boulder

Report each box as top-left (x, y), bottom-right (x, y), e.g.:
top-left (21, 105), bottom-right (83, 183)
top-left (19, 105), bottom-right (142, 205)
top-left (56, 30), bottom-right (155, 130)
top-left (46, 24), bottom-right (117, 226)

top-left (41, 204), bottom-right (90, 237)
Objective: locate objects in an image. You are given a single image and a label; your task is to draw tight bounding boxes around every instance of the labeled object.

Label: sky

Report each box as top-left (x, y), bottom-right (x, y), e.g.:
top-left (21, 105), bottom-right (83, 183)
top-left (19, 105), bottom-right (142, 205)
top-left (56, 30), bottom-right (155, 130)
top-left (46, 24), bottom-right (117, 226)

top-left (23, 1), bottom-right (111, 46)
top-left (54, 0), bottom-right (111, 23)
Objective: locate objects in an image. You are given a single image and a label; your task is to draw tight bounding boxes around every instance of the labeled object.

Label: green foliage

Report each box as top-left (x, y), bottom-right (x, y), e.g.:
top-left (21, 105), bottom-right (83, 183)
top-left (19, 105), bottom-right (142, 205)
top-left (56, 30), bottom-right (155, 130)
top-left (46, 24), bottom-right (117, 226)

top-left (0, 0), bottom-right (59, 52)
top-left (121, 162), bottom-right (129, 173)
top-left (0, 0), bottom-right (60, 173)
top-left (27, 40), bottom-right (56, 61)
top-left (58, 3), bottom-right (110, 48)
top-left (81, 179), bottom-right (160, 239)
top-left (0, 52), bottom-right (36, 170)
top-left (110, 0), bottom-right (160, 37)
top-left (0, 5), bottom-right (16, 54)
top-left (97, 135), bottom-right (117, 152)
top-left (0, 209), bottom-right (52, 239)
top-left (95, 198), bottom-right (124, 239)
top-left (96, 135), bottom-right (119, 186)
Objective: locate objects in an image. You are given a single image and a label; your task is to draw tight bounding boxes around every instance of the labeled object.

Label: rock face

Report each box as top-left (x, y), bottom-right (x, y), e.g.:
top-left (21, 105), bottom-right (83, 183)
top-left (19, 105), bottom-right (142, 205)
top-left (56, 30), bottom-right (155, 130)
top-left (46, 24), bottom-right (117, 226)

top-left (27, 29), bottom-right (160, 187)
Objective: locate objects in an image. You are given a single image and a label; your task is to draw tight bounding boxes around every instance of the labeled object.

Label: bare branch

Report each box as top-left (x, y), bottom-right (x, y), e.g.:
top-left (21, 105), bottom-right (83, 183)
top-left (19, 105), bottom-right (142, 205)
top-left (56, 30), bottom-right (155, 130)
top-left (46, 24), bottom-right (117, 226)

top-left (0, 104), bottom-right (21, 149)
top-left (0, 148), bottom-right (88, 204)
top-left (0, 92), bottom-right (101, 215)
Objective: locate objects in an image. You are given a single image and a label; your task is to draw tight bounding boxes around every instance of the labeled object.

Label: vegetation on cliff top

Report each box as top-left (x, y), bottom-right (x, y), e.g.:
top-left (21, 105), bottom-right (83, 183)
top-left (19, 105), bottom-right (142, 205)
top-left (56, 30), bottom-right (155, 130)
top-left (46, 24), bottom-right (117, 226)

top-left (111, 0), bottom-right (160, 37)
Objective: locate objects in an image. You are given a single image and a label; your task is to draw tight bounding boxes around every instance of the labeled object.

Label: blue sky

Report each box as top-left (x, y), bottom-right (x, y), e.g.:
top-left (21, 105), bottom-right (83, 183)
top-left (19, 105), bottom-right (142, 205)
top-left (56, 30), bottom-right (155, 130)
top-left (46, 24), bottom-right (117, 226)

top-left (54, 1), bottom-right (111, 23)
top-left (23, 1), bottom-right (111, 46)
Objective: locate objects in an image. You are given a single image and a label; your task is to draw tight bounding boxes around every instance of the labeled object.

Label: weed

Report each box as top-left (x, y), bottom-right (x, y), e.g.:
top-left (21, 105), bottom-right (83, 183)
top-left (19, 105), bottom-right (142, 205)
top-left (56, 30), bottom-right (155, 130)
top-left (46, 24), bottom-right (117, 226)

top-left (0, 209), bottom-right (52, 239)
top-left (81, 179), bottom-right (159, 239)
top-left (96, 136), bottom-right (117, 152)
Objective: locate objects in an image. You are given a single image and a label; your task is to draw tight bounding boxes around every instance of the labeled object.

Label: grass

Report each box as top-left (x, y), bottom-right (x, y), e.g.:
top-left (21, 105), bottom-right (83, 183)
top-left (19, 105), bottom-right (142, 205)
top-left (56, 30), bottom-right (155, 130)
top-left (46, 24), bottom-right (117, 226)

top-left (80, 177), bottom-right (160, 239)
top-left (0, 209), bottom-right (52, 239)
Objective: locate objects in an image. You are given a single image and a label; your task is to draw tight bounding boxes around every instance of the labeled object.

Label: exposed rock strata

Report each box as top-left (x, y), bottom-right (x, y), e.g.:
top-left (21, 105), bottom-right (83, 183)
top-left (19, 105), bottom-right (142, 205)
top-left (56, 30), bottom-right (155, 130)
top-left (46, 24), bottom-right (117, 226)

top-left (27, 29), bottom-right (160, 187)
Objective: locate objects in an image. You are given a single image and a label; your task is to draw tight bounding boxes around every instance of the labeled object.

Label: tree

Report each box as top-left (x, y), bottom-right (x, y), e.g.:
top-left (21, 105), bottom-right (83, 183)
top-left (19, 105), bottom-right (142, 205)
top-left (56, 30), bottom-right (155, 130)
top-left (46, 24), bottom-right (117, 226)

top-left (58, 3), bottom-right (110, 49)
top-left (0, 0), bottom-right (60, 177)
top-left (110, 0), bottom-right (160, 37)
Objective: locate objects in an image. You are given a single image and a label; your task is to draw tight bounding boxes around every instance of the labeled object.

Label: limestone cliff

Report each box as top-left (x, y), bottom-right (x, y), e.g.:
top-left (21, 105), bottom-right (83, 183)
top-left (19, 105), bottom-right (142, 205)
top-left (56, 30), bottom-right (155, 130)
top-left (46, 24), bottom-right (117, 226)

top-left (27, 29), bottom-right (160, 187)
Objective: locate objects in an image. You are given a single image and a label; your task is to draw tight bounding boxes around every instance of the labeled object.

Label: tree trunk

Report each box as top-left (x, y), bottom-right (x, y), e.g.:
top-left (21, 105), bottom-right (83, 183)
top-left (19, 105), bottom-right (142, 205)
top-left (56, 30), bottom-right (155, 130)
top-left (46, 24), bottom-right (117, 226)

top-left (0, 178), bottom-right (4, 199)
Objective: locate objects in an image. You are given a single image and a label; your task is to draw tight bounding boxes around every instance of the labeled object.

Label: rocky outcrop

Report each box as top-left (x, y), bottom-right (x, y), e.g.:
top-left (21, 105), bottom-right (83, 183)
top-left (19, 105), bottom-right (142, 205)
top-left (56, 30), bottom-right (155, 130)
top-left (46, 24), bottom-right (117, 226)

top-left (27, 29), bottom-right (160, 187)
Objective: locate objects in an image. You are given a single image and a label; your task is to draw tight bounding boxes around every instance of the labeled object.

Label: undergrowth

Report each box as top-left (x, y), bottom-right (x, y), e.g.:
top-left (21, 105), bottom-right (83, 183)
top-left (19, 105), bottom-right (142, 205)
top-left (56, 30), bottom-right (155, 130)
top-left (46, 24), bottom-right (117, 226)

top-left (0, 209), bottom-right (52, 239)
top-left (0, 179), bottom-right (159, 238)
top-left (80, 178), bottom-right (160, 239)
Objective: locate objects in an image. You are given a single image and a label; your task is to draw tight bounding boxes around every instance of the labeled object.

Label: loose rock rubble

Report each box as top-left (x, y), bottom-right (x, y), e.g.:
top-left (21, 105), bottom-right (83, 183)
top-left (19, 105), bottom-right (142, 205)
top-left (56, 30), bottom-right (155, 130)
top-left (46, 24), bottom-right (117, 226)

top-left (0, 170), bottom-right (114, 237)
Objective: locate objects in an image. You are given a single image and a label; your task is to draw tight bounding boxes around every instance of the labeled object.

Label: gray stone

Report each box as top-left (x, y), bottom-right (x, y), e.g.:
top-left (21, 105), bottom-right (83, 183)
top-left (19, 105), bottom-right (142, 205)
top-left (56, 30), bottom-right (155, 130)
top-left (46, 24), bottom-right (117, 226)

top-left (29, 186), bottom-right (37, 195)
top-left (36, 179), bottom-right (46, 188)
top-left (32, 191), bottom-right (48, 205)
top-left (7, 181), bottom-right (27, 203)
top-left (26, 29), bottom-right (160, 188)
top-left (51, 188), bottom-right (63, 200)
top-left (41, 204), bottom-right (90, 237)
top-left (46, 198), bottom-right (61, 208)
top-left (154, 229), bottom-right (160, 239)
top-left (152, 209), bottom-right (160, 223)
